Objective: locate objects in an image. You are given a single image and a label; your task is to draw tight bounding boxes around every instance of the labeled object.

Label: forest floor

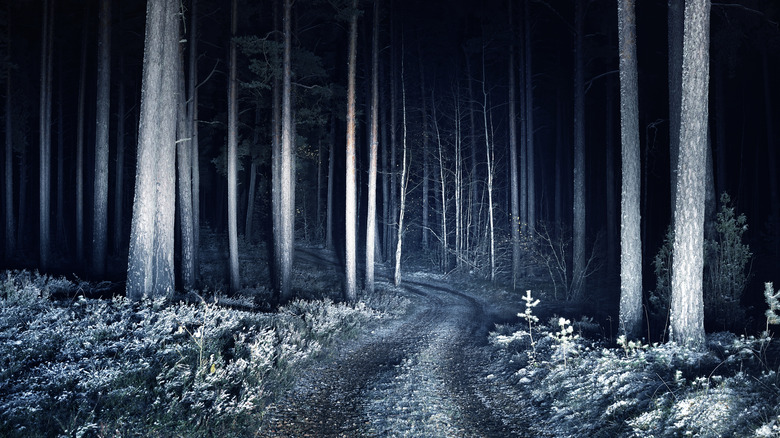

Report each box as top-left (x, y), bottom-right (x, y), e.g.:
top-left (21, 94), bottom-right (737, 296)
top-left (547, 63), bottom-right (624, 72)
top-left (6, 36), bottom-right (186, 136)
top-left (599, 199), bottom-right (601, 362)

top-left (3, 235), bottom-right (780, 436)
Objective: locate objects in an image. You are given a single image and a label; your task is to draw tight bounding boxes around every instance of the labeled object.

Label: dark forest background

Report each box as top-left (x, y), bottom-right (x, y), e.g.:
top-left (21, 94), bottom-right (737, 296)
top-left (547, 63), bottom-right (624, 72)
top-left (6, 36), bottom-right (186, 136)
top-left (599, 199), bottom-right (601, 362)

top-left (1, 0), bottom-right (779, 329)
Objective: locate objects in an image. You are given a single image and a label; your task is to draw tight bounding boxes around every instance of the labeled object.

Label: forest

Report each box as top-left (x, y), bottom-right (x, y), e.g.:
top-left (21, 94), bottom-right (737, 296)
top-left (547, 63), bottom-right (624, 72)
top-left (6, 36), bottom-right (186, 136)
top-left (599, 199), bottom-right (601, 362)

top-left (1, 0), bottom-right (780, 435)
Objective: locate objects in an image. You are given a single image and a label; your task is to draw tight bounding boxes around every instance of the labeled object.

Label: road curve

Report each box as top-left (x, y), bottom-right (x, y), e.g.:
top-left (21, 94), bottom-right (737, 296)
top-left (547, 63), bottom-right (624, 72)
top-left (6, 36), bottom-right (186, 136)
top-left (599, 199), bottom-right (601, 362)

top-left (259, 248), bottom-right (523, 437)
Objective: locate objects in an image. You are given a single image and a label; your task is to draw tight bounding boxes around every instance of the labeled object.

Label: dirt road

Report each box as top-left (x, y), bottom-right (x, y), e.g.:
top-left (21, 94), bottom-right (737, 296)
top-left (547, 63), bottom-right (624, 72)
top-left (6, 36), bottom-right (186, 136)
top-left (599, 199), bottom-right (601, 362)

top-left (260, 248), bottom-right (526, 437)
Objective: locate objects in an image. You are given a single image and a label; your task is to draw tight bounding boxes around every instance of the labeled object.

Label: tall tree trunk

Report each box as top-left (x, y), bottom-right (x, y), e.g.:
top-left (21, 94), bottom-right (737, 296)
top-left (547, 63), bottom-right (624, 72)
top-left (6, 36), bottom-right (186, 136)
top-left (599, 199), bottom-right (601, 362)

top-left (39, 0), bottom-right (54, 271)
top-left (454, 87), bottom-right (463, 269)
top-left (508, 1), bottom-right (520, 287)
top-left (555, 89), bottom-right (563, 227)
top-left (326, 113), bottom-right (334, 250)
top-left (177, 50), bottom-right (195, 290)
top-left (127, 0), bottom-right (179, 300)
top-left (482, 51), bottom-right (495, 283)
top-left (465, 55), bottom-right (478, 263)
top-left (713, 59), bottom-right (727, 198)
top-left (227, 0), bottom-right (240, 292)
top-left (618, 0), bottom-right (643, 340)
top-left (189, 0), bottom-right (200, 282)
top-left (572, 0), bottom-right (586, 298)
top-left (419, 49), bottom-right (429, 249)
top-left (389, 33), bottom-right (397, 261)
top-left (524, 0), bottom-right (535, 232)
top-left (605, 75), bottom-right (618, 283)
top-left (668, 0), bottom-right (684, 220)
top-left (114, 56), bottom-right (126, 255)
top-left (93, 0), bottom-right (111, 277)
top-left (432, 90), bottom-right (447, 270)
top-left (518, 4), bottom-right (527, 232)
top-left (394, 42), bottom-right (409, 287)
top-left (365, 0), bottom-right (379, 294)
top-left (56, 62), bottom-right (65, 251)
top-left (278, 0), bottom-right (295, 302)
top-left (75, 6), bottom-right (87, 264)
top-left (17, 147), bottom-right (26, 254)
top-left (246, 100), bottom-right (261, 242)
top-left (4, 7), bottom-right (13, 259)
top-left (316, 137), bottom-right (323, 241)
top-left (670, 0), bottom-right (709, 348)
top-left (345, 0), bottom-right (359, 301)
top-left (381, 77), bottom-right (390, 260)
top-left (763, 53), bottom-right (779, 260)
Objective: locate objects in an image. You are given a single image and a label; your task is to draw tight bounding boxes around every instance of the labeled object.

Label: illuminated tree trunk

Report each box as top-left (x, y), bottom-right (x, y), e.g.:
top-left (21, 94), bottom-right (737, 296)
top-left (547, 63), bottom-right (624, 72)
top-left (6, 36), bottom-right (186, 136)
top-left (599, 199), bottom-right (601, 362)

top-left (278, 0), bottom-right (295, 302)
top-left (345, 0), bottom-right (358, 301)
top-left (670, 0), bottom-right (709, 348)
top-left (127, 0), bottom-right (179, 300)
top-left (482, 52), bottom-right (495, 283)
top-left (508, 2), bottom-right (520, 287)
top-left (394, 45), bottom-right (409, 287)
top-left (177, 51), bottom-right (195, 290)
top-left (432, 90), bottom-right (447, 270)
top-left (419, 48), bottom-right (429, 249)
top-left (618, 0), bottom-right (643, 339)
top-left (365, 0), bottom-right (379, 294)
top-left (227, 0), bottom-right (240, 292)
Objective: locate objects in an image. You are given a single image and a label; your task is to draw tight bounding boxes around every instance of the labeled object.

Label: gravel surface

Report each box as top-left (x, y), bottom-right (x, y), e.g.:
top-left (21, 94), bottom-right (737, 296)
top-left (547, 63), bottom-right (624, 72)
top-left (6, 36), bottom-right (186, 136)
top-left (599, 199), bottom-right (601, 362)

top-left (259, 248), bottom-right (528, 437)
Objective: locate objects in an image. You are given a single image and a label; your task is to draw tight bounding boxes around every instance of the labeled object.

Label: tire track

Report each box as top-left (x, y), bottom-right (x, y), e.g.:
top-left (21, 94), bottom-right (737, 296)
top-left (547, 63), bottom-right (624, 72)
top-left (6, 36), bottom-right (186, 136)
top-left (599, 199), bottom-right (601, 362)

top-left (261, 248), bottom-right (522, 437)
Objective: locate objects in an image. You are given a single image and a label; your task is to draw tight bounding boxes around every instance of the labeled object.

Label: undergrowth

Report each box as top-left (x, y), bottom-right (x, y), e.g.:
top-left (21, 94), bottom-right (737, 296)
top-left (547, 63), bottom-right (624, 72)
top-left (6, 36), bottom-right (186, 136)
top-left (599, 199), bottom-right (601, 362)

top-left (489, 289), bottom-right (780, 437)
top-left (0, 270), bottom-right (404, 437)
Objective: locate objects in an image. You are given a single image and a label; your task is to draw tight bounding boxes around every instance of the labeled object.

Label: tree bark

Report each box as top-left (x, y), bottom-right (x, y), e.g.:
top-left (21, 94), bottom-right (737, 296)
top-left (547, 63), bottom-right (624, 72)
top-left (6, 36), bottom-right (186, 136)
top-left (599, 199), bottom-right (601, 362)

top-left (227, 0), bottom-right (240, 292)
top-left (39, 0), bottom-right (54, 270)
top-left (668, 0), bottom-right (684, 221)
top-left (56, 62), bottom-right (65, 252)
top-left (246, 100), bottom-right (261, 242)
top-left (93, 0), bottom-right (111, 277)
top-left (394, 41), bottom-right (409, 287)
top-left (326, 113), bottom-right (334, 250)
top-left (433, 90), bottom-right (447, 270)
top-left (4, 7), bottom-right (13, 259)
top-left (482, 51), bottom-right (495, 283)
top-left (389, 30), bottom-right (398, 261)
top-left (524, 0), bottom-right (535, 233)
top-left (572, 0), bottom-right (586, 298)
top-left (605, 75), bottom-right (618, 283)
top-left (345, 0), bottom-right (359, 301)
top-left (189, 0), bottom-right (200, 283)
top-left (618, 0), bottom-right (643, 340)
top-left (419, 48), bottom-right (429, 249)
top-left (177, 50), bottom-right (195, 290)
top-left (114, 56), bottom-right (126, 255)
top-left (126, 0), bottom-right (179, 300)
top-left (381, 76), bottom-right (390, 260)
top-left (278, 0), bottom-right (295, 302)
top-left (670, 0), bottom-right (709, 348)
top-left (508, 1), bottom-right (520, 287)
top-left (365, 0), bottom-right (379, 294)
top-left (763, 53), bottom-right (779, 259)
top-left (77, 11), bottom-right (92, 263)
